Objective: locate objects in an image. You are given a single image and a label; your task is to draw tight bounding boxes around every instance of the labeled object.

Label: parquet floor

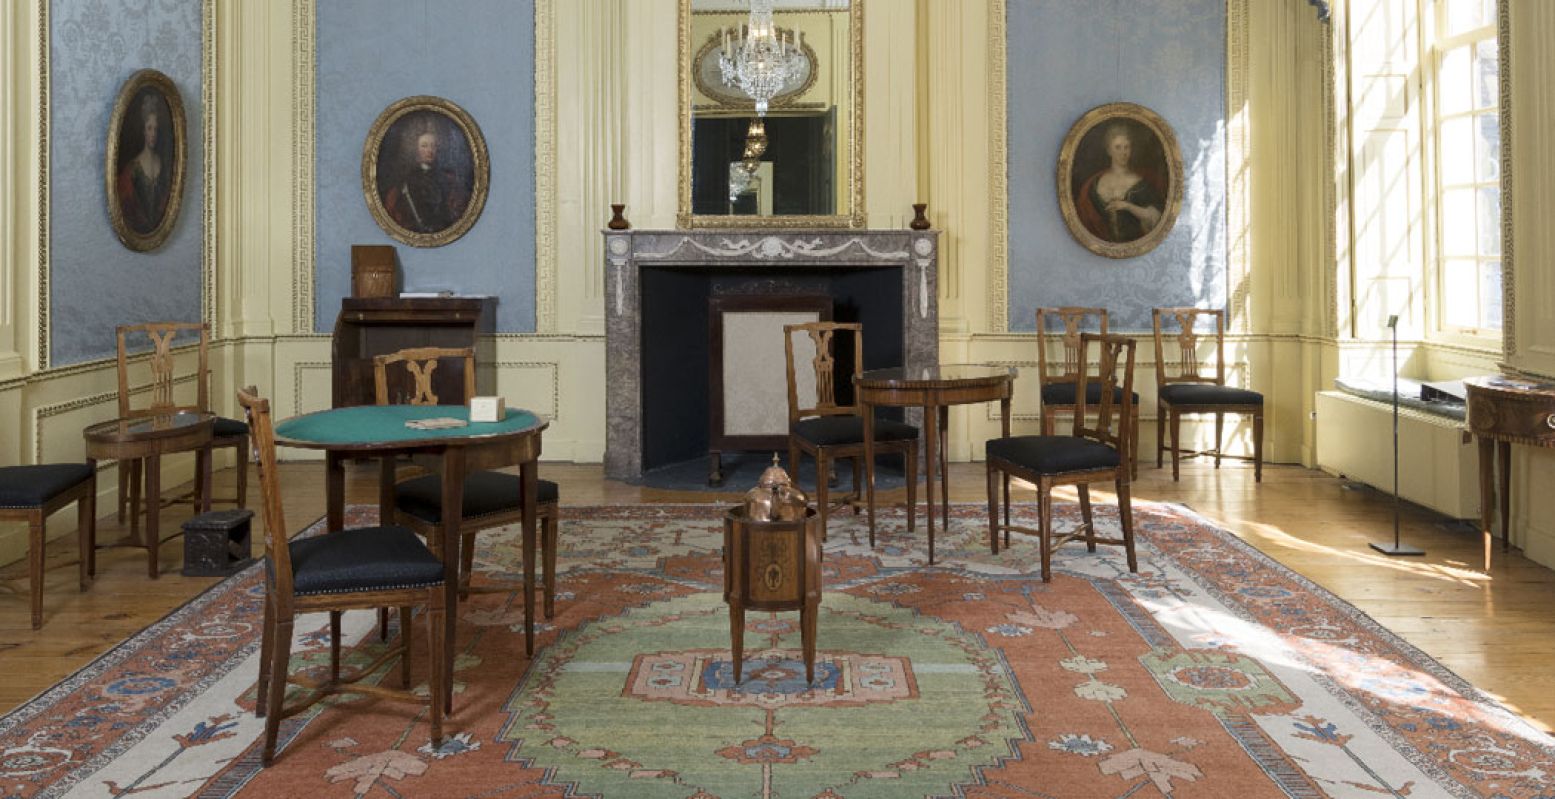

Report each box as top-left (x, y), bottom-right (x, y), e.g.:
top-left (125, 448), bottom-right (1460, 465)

top-left (2, 459), bottom-right (1552, 731)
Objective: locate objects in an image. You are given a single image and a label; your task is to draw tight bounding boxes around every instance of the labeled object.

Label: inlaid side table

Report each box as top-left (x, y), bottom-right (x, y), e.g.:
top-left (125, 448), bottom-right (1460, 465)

top-left (83, 411), bottom-right (215, 579)
top-left (723, 506), bottom-right (822, 683)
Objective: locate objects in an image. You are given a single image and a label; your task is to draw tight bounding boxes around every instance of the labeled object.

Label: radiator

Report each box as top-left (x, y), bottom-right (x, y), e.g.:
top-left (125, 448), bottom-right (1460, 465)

top-left (1314, 391), bottom-right (1478, 519)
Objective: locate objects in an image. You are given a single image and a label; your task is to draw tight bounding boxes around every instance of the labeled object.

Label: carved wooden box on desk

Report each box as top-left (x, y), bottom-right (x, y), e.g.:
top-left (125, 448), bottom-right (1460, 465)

top-left (331, 297), bottom-right (496, 408)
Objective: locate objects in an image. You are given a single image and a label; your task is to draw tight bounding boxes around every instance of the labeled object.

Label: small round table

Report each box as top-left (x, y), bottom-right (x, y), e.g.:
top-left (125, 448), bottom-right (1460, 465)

top-left (855, 365), bottom-right (1015, 563)
top-left (83, 411), bottom-right (215, 579)
top-left (723, 506), bottom-right (822, 683)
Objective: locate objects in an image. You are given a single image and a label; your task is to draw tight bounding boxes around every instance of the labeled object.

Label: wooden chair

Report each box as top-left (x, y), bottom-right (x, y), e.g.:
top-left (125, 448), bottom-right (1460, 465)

top-left (374, 347), bottom-right (559, 621)
top-left (783, 322), bottom-right (917, 539)
top-left (240, 386), bottom-right (445, 765)
top-left (0, 464), bottom-right (96, 629)
top-left (1151, 308), bottom-right (1264, 482)
top-left (986, 333), bottom-right (1138, 582)
top-left (1035, 307), bottom-right (1139, 479)
top-left (114, 323), bottom-right (247, 535)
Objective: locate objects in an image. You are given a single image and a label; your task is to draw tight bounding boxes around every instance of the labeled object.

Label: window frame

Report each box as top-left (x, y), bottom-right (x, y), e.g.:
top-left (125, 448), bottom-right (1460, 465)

top-left (1424, 0), bottom-right (1502, 342)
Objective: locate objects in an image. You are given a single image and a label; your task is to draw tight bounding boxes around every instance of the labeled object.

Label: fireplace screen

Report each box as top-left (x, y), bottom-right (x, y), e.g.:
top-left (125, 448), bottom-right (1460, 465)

top-left (709, 295), bottom-right (832, 483)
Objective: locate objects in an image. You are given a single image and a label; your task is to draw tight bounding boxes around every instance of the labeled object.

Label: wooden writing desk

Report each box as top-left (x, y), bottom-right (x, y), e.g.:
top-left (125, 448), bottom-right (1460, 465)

top-left (1464, 375), bottom-right (1555, 570)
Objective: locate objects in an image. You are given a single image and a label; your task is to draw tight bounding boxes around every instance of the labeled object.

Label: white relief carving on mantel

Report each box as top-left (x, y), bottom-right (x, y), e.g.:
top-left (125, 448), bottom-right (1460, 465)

top-left (607, 236), bottom-right (631, 316)
top-left (634, 235), bottom-right (910, 262)
top-left (913, 237), bottom-right (934, 319)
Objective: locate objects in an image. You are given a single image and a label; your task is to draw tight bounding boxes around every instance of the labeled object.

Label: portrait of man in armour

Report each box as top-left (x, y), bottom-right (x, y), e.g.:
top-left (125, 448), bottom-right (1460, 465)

top-left (363, 97), bottom-right (489, 247)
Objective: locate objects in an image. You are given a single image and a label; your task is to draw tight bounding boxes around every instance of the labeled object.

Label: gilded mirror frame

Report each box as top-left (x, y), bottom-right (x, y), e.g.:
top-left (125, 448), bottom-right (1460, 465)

top-left (678, 0), bottom-right (865, 229)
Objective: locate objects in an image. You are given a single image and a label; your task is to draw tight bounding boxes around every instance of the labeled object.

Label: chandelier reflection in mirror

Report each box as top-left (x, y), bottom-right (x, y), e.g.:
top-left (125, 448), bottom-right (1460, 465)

top-left (717, 0), bottom-right (806, 116)
top-left (729, 118), bottom-right (768, 202)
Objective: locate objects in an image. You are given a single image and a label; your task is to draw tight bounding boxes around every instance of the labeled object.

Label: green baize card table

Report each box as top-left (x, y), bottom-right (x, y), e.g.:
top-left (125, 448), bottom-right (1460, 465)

top-left (274, 404), bottom-right (548, 712)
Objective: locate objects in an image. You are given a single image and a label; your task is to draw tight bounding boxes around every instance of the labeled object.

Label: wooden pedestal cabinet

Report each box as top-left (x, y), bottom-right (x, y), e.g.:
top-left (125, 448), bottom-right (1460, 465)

top-left (722, 506), bottom-right (822, 683)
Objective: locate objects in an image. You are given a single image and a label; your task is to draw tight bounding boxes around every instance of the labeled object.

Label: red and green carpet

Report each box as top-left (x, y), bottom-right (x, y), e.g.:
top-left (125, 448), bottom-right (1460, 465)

top-left (1, 502), bottom-right (1551, 797)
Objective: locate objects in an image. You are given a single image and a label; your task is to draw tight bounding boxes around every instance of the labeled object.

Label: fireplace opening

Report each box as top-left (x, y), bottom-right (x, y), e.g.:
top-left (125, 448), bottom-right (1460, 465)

top-left (639, 265), bottom-right (906, 475)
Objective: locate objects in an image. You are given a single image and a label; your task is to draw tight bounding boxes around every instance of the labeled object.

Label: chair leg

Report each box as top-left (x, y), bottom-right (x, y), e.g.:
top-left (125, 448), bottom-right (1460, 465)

top-left (29, 512), bottom-right (44, 630)
top-left (938, 406), bottom-right (950, 532)
top-left (903, 443), bottom-right (917, 536)
top-left (261, 617), bottom-right (294, 765)
top-left (850, 456), bottom-right (862, 514)
top-left (1156, 403), bottom-right (1165, 468)
top-left (1002, 473), bottom-right (1011, 549)
top-left (79, 479), bottom-right (96, 590)
top-left (1253, 409), bottom-right (1265, 483)
top-left (129, 459), bottom-right (143, 542)
top-left (117, 465), bottom-right (128, 523)
top-left (788, 441), bottom-right (801, 481)
top-left (329, 610), bottom-right (343, 683)
top-left (543, 511), bottom-right (559, 620)
top-left (399, 606), bottom-right (414, 688)
top-left (378, 608), bottom-right (390, 643)
top-left (193, 448), bottom-right (206, 510)
top-left (1214, 412), bottom-right (1224, 469)
top-left (816, 452), bottom-right (831, 543)
top-left (1117, 478), bottom-right (1138, 573)
top-left (1078, 484), bottom-right (1096, 552)
top-left (256, 597), bottom-right (275, 717)
top-left (986, 462), bottom-right (1000, 555)
top-left (427, 592), bottom-right (446, 749)
top-left (459, 532), bottom-right (477, 598)
top-left (1170, 409), bottom-right (1183, 482)
top-left (1131, 406), bottom-right (1141, 480)
top-left (1038, 487), bottom-right (1053, 582)
top-left (236, 439), bottom-right (249, 508)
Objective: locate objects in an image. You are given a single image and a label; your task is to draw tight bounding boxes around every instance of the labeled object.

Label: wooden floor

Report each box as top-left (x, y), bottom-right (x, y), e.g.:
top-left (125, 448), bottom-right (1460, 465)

top-left (2, 458), bottom-right (1553, 732)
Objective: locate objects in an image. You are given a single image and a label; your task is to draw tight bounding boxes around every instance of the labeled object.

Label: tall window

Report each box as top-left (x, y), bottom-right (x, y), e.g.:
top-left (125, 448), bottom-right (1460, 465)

top-left (1432, 0), bottom-right (1501, 333)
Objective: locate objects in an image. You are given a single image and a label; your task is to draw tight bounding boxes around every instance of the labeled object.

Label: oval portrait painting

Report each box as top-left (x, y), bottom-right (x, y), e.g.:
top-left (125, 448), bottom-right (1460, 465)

top-left (1057, 102), bottom-right (1183, 259)
top-left (105, 69), bottom-right (188, 252)
top-left (362, 96), bottom-right (489, 248)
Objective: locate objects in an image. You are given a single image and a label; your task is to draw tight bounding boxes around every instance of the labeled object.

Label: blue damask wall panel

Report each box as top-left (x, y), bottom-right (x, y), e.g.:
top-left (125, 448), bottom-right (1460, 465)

top-left (316, 0), bottom-right (537, 333)
top-left (49, 0), bottom-right (204, 366)
top-left (1007, 0), bottom-right (1226, 331)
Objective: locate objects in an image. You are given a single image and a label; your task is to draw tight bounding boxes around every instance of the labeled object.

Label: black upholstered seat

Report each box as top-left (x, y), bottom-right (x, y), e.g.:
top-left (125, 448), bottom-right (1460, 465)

top-left (0, 464), bottom-right (95, 508)
top-left (394, 471), bottom-right (559, 524)
top-left (1040, 381), bottom-right (1139, 406)
top-left (1158, 384), bottom-right (1263, 406)
top-left (986, 435), bottom-right (1121, 475)
top-left (213, 416), bottom-right (249, 437)
top-left (792, 416), bottom-right (918, 447)
top-left (288, 525), bottom-right (445, 596)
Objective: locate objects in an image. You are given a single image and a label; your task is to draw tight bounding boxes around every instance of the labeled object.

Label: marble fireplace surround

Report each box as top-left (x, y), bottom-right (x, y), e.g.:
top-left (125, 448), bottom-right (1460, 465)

top-left (603, 229), bottom-right (940, 480)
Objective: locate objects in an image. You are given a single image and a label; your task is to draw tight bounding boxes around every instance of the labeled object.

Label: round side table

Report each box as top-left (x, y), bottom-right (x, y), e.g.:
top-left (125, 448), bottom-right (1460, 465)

top-left (723, 506), bottom-right (822, 683)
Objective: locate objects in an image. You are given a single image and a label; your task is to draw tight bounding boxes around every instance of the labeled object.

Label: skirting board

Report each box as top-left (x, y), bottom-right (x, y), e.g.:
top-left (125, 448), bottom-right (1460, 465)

top-left (1314, 390), bottom-right (1477, 519)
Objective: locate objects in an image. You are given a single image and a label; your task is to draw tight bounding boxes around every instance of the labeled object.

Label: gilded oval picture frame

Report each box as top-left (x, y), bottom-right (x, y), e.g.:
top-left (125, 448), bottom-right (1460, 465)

top-left (105, 69), bottom-right (188, 252)
top-left (1056, 102), bottom-right (1183, 260)
top-left (362, 96), bottom-right (489, 248)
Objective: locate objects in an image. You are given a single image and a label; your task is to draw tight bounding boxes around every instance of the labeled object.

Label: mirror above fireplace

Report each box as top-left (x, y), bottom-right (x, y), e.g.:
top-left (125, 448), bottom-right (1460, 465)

top-left (678, 0), bottom-right (864, 228)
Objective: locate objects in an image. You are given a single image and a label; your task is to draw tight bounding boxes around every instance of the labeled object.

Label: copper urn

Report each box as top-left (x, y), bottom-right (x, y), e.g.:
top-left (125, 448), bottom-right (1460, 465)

top-left (744, 454), bottom-right (809, 522)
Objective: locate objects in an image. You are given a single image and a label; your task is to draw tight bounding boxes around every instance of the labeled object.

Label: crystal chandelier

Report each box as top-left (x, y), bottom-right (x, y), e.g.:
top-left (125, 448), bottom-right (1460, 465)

top-left (718, 0), bottom-right (804, 116)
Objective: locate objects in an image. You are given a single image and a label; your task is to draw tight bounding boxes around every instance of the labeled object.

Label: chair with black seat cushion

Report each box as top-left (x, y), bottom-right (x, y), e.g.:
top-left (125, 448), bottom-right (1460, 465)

top-left (0, 464), bottom-right (96, 629)
top-left (238, 386), bottom-right (444, 766)
top-left (114, 323), bottom-right (247, 535)
top-left (783, 322), bottom-right (917, 540)
top-left (1152, 307), bottom-right (1264, 482)
top-left (374, 347), bottom-right (560, 619)
top-left (986, 333), bottom-right (1138, 582)
top-left (1035, 307), bottom-right (1139, 478)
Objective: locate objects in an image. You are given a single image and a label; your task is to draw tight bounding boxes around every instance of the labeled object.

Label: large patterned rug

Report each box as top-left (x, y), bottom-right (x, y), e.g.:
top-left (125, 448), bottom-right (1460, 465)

top-left (2, 502), bottom-right (1552, 798)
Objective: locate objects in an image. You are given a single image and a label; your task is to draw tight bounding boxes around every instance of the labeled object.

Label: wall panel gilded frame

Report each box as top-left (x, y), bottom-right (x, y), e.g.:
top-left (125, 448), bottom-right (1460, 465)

top-left (677, 0), bottom-right (865, 229)
top-left (34, 0), bottom-right (218, 371)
